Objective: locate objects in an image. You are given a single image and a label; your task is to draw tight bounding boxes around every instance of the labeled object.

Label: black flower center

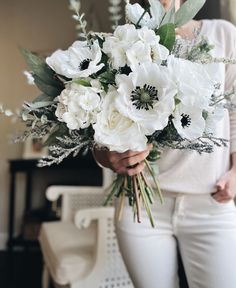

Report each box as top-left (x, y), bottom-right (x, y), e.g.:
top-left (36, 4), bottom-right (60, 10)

top-left (79, 58), bottom-right (91, 71)
top-left (181, 113), bottom-right (191, 128)
top-left (131, 84), bottom-right (159, 111)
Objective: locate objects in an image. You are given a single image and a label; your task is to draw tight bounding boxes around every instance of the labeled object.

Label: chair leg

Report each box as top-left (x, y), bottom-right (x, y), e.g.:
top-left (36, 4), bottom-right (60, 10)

top-left (42, 264), bottom-right (50, 288)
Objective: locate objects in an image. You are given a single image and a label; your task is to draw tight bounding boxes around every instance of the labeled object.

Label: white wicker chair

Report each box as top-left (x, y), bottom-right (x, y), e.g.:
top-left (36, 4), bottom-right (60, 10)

top-left (38, 169), bottom-right (134, 288)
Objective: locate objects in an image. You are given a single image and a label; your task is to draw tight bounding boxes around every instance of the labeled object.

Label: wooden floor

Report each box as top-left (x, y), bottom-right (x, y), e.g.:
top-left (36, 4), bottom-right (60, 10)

top-left (0, 250), bottom-right (43, 288)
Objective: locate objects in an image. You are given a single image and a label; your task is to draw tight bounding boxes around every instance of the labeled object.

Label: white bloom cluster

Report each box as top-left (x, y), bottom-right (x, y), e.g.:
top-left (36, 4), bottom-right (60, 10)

top-left (103, 24), bottom-right (169, 70)
top-left (55, 83), bottom-right (101, 130)
top-left (93, 60), bottom-right (220, 151)
top-left (40, 0), bottom-right (224, 153)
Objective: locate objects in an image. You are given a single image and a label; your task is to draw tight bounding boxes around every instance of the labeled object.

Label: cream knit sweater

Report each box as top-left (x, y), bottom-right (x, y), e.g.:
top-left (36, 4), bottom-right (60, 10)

top-left (157, 19), bottom-right (236, 194)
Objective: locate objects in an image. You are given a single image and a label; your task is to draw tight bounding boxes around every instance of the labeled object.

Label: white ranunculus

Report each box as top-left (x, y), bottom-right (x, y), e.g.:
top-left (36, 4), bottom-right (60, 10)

top-left (46, 40), bottom-right (104, 79)
top-left (56, 83), bottom-right (101, 130)
top-left (137, 27), bottom-right (169, 63)
top-left (103, 24), bottom-right (139, 69)
top-left (151, 40), bottom-right (169, 64)
top-left (137, 26), bottom-right (158, 45)
top-left (167, 56), bottom-right (216, 109)
top-left (172, 104), bottom-right (205, 140)
top-left (103, 40), bottom-right (128, 69)
top-left (126, 41), bottom-right (152, 71)
top-left (115, 62), bottom-right (177, 135)
top-left (103, 24), bottom-right (168, 70)
top-left (93, 89), bottom-right (148, 152)
top-left (114, 23), bottom-right (139, 43)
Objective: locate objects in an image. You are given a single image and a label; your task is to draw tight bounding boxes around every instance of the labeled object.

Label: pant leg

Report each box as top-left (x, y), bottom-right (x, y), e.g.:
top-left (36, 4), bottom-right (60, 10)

top-left (176, 193), bottom-right (236, 288)
top-left (115, 196), bottom-right (179, 288)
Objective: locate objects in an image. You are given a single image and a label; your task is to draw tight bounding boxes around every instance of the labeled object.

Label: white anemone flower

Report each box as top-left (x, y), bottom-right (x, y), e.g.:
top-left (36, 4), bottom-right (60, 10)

top-left (93, 89), bottom-right (148, 152)
top-left (46, 40), bottom-right (104, 79)
top-left (115, 62), bottom-right (177, 135)
top-left (167, 56), bottom-right (217, 109)
top-left (55, 83), bottom-right (101, 130)
top-left (172, 104), bottom-right (205, 140)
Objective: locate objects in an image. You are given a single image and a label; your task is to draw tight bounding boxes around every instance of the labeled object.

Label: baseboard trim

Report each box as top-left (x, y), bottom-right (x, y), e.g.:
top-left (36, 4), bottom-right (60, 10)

top-left (0, 233), bottom-right (7, 250)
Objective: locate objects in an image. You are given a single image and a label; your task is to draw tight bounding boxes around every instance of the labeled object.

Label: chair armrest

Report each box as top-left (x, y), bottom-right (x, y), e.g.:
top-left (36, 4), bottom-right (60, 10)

top-left (45, 185), bottom-right (105, 202)
top-left (75, 207), bottom-right (115, 229)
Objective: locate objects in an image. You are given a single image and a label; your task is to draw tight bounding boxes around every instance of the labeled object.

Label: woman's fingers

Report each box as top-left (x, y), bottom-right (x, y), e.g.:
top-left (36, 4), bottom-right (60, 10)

top-left (95, 144), bottom-right (153, 175)
top-left (115, 161), bottom-right (146, 176)
top-left (120, 149), bottom-right (151, 168)
top-left (211, 186), bottom-right (234, 203)
top-left (112, 144), bottom-right (153, 160)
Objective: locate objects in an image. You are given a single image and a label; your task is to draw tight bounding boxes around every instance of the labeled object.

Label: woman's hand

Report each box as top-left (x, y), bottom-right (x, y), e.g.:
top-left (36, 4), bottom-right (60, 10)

top-left (212, 168), bottom-right (236, 203)
top-left (94, 144), bottom-right (153, 176)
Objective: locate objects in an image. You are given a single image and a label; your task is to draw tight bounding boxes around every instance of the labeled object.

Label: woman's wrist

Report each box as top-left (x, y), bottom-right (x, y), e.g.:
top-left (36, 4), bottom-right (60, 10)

top-left (92, 146), bottom-right (107, 169)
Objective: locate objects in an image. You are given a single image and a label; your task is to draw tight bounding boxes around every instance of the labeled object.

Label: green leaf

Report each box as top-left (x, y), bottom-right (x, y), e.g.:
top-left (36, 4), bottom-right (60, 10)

top-left (27, 100), bottom-right (53, 110)
top-left (34, 75), bottom-right (63, 97)
top-left (174, 0), bottom-right (206, 27)
top-left (156, 23), bottom-right (176, 51)
top-left (149, 0), bottom-right (166, 28)
top-left (43, 124), bottom-right (68, 147)
top-left (32, 93), bottom-right (54, 103)
top-left (99, 71), bottom-right (116, 85)
top-left (73, 79), bottom-right (91, 87)
top-left (161, 1), bottom-right (175, 25)
top-left (20, 48), bottom-right (63, 87)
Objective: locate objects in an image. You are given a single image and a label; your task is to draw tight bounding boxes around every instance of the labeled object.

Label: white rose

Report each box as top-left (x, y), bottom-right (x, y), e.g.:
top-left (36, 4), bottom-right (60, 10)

top-left (93, 89), bottom-right (148, 152)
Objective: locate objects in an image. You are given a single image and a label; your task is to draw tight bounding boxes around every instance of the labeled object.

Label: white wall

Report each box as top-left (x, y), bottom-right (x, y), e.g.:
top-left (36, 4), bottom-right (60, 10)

top-left (0, 0), bottom-right (77, 249)
top-left (0, 0), bottom-right (113, 250)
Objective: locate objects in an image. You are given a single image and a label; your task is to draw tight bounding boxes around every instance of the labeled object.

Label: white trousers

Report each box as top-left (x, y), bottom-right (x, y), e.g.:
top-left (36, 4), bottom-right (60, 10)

top-left (115, 192), bottom-right (236, 288)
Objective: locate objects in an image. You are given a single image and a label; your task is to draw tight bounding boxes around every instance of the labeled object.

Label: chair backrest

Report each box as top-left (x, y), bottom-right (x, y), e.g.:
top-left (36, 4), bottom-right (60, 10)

top-left (46, 185), bottom-right (112, 222)
top-left (45, 167), bottom-right (114, 222)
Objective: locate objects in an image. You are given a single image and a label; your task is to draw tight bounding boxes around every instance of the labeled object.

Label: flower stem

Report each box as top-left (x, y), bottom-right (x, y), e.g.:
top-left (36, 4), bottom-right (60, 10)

top-left (133, 175), bottom-right (141, 223)
top-left (144, 159), bottom-right (164, 204)
top-left (137, 173), bottom-right (155, 228)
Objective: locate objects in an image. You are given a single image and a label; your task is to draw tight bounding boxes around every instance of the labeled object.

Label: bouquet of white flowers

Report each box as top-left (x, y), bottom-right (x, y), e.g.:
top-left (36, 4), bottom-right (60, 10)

top-left (16, 0), bottom-right (236, 227)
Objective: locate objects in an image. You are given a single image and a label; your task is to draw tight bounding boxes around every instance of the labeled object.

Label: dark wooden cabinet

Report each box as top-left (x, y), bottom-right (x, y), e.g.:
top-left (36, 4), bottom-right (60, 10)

top-left (7, 152), bottom-right (102, 251)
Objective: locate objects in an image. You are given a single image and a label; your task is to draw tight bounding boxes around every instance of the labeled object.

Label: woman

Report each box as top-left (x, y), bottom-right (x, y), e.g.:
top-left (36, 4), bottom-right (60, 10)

top-left (94, 1), bottom-right (236, 287)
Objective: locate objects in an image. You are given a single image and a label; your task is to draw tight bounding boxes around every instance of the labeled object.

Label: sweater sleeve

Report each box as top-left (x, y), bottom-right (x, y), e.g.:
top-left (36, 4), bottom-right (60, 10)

top-left (224, 21), bottom-right (236, 154)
